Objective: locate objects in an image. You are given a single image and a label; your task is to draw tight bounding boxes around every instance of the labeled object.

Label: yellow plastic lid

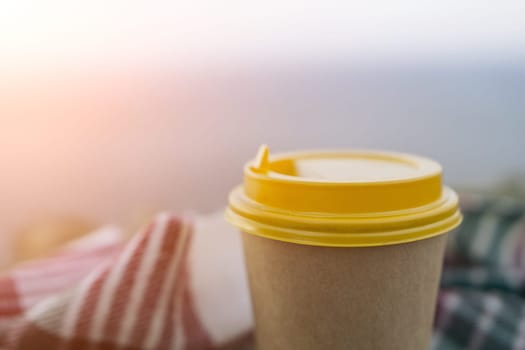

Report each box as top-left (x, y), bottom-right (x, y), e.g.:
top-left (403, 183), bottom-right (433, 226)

top-left (226, 145), bottom-right (462, 247)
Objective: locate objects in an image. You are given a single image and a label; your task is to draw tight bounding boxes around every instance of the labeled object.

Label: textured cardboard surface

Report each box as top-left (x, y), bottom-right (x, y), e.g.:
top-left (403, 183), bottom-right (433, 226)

top-left (242, 233), bottom-right (447, 350)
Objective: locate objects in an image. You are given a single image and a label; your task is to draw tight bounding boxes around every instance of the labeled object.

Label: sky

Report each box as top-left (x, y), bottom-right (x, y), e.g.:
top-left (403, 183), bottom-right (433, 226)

top-left (1, 1), bottom-right (525, 70)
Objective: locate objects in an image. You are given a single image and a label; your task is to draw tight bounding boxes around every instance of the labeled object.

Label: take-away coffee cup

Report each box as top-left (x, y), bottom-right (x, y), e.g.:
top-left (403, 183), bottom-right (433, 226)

top-left (226, 145), bottom-right (462, 350)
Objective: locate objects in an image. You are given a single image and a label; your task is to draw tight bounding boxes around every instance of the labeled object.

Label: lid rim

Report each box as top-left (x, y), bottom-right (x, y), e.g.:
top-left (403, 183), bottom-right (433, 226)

top-left (225, 207), bottom-right (462, 247)
top-left (228, 185), bottom-right (460, 230)
top-left (231, 185), bottom-right (451, 219)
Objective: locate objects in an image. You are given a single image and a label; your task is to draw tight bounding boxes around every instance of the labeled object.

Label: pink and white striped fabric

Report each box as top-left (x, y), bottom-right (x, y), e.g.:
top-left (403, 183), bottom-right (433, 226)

top-left (0, 212), bottom-right (253, 350)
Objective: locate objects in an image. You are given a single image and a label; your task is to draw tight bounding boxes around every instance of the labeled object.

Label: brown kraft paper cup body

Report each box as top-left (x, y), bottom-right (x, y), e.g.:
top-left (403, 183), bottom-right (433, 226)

top-left (242, 232), bottom-right (448, 350)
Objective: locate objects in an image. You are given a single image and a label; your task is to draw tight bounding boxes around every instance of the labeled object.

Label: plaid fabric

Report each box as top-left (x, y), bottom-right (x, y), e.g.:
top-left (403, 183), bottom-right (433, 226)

top-left (433, 194), bottom-right (525, 350)
top-left (1, 194), bottom-right (524, 349)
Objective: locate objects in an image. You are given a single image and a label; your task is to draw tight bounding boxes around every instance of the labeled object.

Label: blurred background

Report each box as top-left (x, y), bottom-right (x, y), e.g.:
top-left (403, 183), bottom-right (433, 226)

top-left (1, 0), bottom-right (524, 266)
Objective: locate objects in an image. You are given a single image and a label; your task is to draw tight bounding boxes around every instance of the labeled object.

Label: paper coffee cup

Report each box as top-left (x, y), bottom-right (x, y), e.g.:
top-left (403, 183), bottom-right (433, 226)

top-left (226, 145), bottom-right (462, 350)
